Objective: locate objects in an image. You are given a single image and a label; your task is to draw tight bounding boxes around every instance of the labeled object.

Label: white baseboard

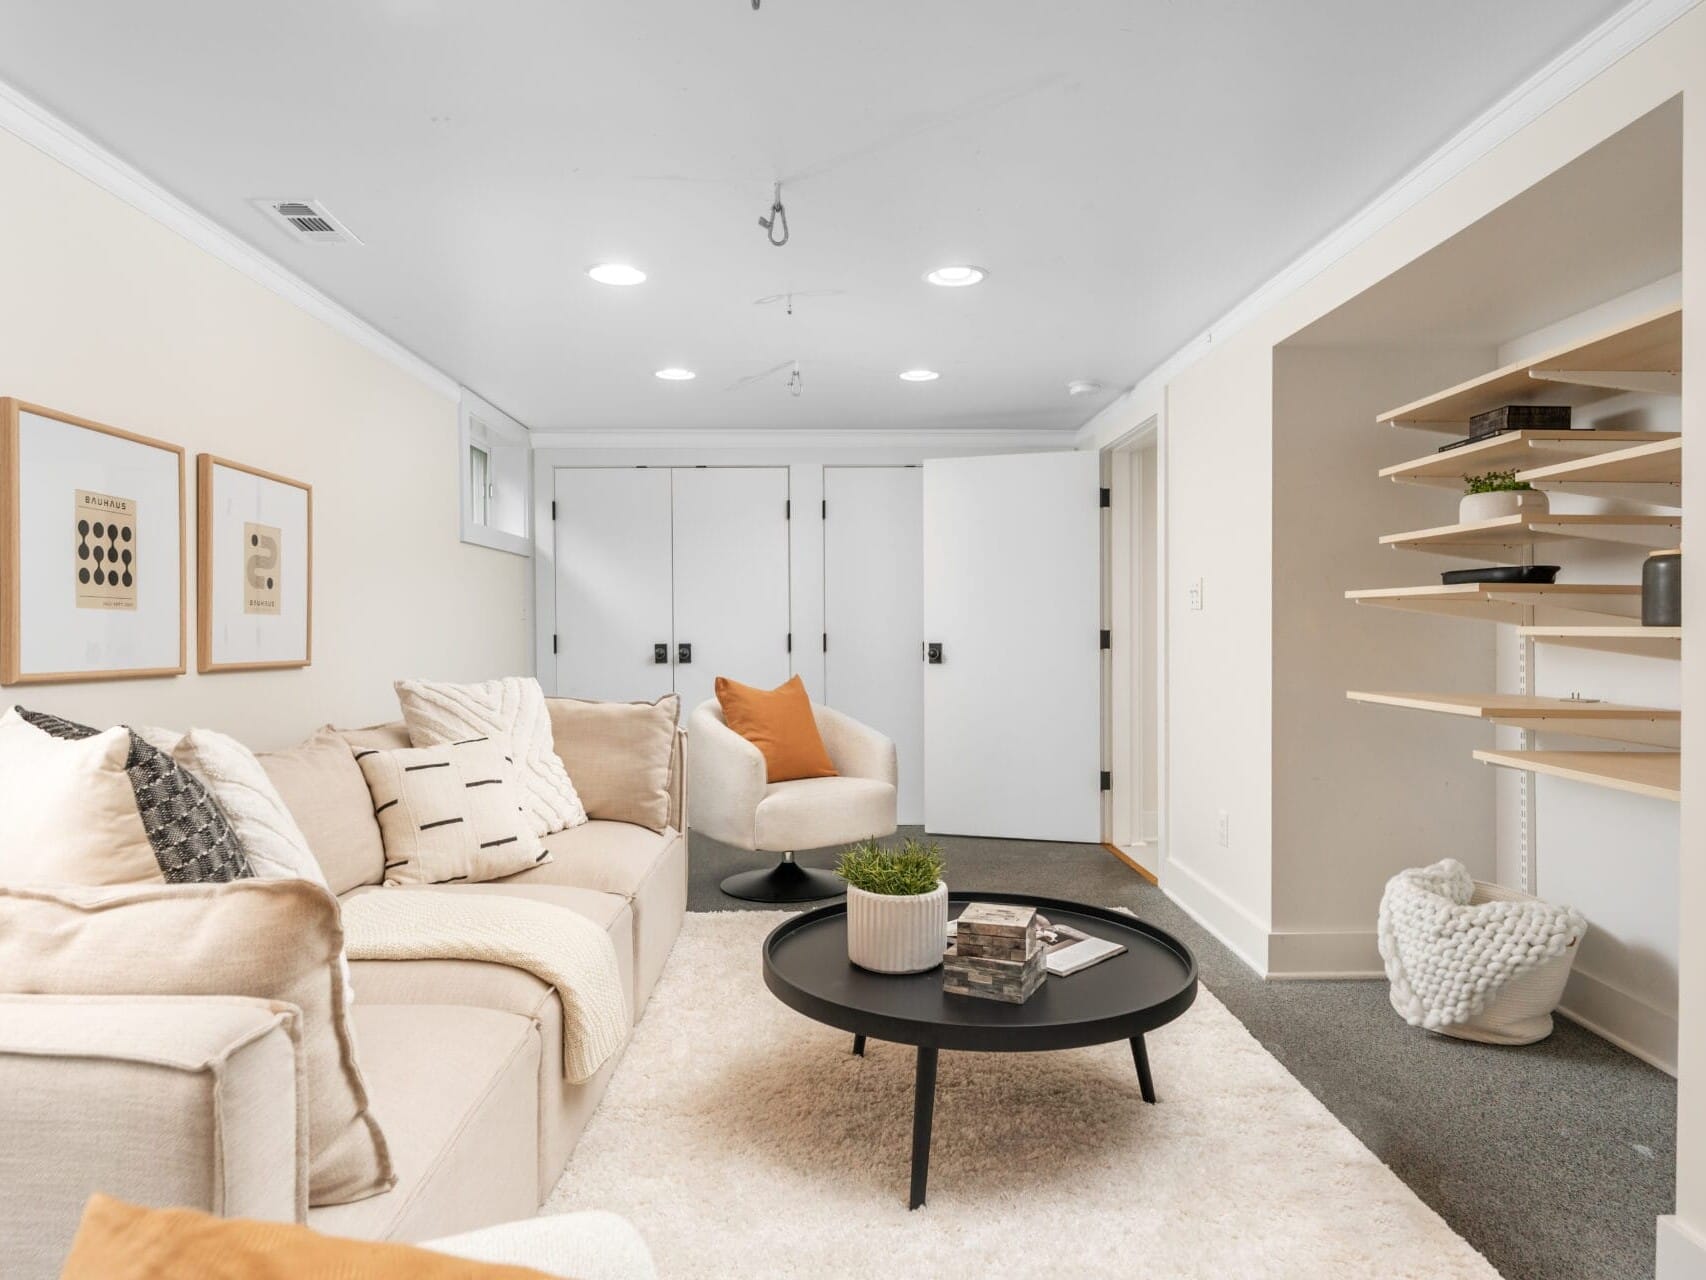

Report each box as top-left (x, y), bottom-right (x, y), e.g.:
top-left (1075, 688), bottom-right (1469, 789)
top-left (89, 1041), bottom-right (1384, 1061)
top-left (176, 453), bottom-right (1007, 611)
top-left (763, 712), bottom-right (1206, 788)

top-left (1160, 856), bottom-right (1268, 976)
top-left (1658, 1217), bottom-right (1706, 1279)
top-left (1266, 929), bottom-right (1385, 980)
top-left (1556, 966), bottom-right (1677, 1075)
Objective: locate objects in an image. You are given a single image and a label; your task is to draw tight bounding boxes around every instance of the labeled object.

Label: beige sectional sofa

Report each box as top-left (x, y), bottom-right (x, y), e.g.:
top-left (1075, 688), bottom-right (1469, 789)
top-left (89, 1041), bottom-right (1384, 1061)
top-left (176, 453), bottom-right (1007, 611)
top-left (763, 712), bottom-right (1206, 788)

top-left (0, 710), bottom-right (687, 1277)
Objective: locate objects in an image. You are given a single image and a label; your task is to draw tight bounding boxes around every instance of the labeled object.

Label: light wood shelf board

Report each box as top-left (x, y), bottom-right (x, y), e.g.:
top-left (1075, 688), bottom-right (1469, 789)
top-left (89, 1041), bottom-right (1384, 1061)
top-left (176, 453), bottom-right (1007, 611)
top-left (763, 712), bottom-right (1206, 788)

top-left (1376, 304), bottom-right (1681, 430)
top-left (1348, 691), bottom-right (1680, 747)
top-left (1379, 430), bottom-right (1678, 488)
top-left (1346, 582), bottom-right (1642, 625)
top-left (1472, 749), bottom-right (1681, 802)
top-left (1516, 437), bottom-right (1681, 499)
top-left (1379, 512), bottom-right (1679, 557)
top-left (1528, 369), bottom-right (1680, 395)
top-left (1518, 625), bottom-right (1681, 658)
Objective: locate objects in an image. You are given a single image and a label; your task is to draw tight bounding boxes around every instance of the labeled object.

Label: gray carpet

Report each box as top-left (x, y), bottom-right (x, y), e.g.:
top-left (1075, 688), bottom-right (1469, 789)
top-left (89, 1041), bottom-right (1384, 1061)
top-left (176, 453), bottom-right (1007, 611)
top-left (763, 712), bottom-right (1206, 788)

top-left (688, 827), bottom-right (1675, 1280)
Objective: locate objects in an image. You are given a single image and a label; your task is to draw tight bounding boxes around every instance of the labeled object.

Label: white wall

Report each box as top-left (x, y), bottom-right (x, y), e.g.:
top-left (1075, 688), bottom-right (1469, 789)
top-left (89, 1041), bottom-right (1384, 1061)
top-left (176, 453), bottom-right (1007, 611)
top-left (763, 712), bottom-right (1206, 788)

top-left (0, 126), bottom-right (529, 748)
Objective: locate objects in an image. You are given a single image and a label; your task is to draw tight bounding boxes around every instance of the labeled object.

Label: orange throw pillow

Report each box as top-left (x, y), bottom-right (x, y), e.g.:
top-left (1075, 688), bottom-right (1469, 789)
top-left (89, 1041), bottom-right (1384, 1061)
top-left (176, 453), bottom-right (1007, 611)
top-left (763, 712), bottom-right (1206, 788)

top-left (60, 1195), bottom-right (557, 1280)
top-left (715, 675), bottom-right (838, 783)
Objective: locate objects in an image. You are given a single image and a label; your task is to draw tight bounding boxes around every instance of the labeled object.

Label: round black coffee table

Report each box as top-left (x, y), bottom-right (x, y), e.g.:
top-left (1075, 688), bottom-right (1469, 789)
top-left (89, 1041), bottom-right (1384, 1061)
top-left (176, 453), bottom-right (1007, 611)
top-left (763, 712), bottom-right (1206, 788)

top-left (762, 891), bottom-right (1198, 1208)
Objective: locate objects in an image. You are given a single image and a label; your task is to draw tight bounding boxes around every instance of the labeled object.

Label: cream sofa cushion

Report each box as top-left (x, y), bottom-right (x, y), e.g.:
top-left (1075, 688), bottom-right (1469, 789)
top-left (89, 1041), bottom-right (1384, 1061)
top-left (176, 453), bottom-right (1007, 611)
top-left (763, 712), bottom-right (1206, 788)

top-left (0, 880), bottom-right (393, 1207)
top-left (355, 741), bottom-right (546, 885)
top-left (544, 695), bottom-right (677, 833)
top-left (0, 708), bottom-right (157, 886)
top-left (259, 726), bottom-right (386, 895)
top-left (396, 677), bottom-right (586, 837)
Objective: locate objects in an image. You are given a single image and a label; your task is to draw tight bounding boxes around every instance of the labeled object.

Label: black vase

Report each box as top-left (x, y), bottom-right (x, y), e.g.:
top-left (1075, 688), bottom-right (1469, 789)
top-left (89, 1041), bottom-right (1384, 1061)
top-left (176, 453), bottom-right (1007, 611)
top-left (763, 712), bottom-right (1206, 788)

top-left (1643, 550), bottom-right (1681, 627)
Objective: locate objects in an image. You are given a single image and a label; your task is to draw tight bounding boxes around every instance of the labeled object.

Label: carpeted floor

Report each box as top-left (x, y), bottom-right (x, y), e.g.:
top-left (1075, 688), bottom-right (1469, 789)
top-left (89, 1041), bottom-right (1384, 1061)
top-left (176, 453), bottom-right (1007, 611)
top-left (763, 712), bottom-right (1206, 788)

top-left (551, 910), bottom-right (1500, 1278)
top-left (687, 829), bottom-right (1676, 1280)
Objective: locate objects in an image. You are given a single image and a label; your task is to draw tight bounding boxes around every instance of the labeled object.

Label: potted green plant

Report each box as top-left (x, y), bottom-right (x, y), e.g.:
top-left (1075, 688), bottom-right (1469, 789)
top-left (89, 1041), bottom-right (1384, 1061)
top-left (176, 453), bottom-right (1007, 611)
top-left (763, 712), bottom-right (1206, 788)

top-left (838, 837), bottom-right (948, 974)
top-left (1460, 470), bottom-right (1549, 523)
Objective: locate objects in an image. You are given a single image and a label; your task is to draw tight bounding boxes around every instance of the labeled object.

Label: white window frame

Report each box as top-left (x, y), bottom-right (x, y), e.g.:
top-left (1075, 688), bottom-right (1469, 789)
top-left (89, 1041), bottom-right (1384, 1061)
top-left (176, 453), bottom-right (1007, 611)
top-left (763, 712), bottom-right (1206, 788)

top-left (459, 389), bottom-right (532, 556)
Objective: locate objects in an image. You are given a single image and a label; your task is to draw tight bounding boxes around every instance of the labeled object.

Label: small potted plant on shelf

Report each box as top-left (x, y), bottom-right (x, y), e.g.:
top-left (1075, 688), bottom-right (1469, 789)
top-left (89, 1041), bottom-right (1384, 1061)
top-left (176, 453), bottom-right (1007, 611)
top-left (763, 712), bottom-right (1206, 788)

top-left (838, 837), bottom-right (948, 974)
top-left (1460, 470), bottom-right (1549, 523)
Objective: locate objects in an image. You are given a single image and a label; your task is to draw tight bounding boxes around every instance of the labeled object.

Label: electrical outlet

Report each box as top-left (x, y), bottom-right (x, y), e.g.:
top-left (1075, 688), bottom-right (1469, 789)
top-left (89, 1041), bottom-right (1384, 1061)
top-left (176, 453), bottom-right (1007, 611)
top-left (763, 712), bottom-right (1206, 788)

top-left (1216, 810), bottom-right (1230, 848)
top-left (1188, 579), bottom-right (1204, 611)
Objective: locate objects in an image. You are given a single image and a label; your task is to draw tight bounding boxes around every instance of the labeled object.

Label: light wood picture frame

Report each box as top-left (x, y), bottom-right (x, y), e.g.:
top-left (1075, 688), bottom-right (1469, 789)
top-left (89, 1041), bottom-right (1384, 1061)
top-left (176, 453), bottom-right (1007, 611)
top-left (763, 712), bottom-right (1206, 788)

top-left (1, 398), bottom-right (187, 685)
top-left (197, 454), bottom-right (313, 673)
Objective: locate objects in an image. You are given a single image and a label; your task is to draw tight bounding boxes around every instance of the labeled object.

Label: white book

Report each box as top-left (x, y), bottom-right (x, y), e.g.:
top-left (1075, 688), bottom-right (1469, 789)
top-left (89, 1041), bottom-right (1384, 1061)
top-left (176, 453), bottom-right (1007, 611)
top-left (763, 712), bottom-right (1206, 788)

top-left (1045, 935), bottom-right (1126, 977)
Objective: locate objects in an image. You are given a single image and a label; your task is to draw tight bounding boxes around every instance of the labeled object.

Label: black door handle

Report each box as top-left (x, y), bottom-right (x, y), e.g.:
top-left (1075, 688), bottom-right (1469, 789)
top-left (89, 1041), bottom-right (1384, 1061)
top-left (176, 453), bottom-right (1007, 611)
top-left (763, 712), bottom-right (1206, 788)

top-left (925, 642), bottom-right (943, 665)
top-left (653, 643), bottom-right (668, 664)
top-left (678, 642), bottom-right (692, 664)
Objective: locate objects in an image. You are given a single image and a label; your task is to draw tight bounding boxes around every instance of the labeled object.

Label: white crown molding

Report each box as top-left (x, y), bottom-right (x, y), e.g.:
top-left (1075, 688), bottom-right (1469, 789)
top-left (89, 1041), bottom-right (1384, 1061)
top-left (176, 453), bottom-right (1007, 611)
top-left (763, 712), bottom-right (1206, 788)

top-left (528, 427), bottom-right (1074, 451)
top-left (1075, 0), bottom-right (1701, 449)
top-left (0, 76), bottom-right (461, 402)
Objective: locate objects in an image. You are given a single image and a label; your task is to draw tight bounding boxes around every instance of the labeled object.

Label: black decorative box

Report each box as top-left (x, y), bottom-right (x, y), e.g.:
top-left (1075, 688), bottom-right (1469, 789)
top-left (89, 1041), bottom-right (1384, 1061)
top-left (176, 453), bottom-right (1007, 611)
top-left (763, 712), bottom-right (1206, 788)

top-left (1467, 404), bottom-right (1572, 439)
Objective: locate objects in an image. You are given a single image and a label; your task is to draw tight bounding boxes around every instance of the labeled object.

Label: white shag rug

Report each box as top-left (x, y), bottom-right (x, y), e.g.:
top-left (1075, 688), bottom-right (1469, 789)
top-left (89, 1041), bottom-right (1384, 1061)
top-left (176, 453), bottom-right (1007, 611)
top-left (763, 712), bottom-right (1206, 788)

top-left (545, 911), bottom-right (1499, 1279)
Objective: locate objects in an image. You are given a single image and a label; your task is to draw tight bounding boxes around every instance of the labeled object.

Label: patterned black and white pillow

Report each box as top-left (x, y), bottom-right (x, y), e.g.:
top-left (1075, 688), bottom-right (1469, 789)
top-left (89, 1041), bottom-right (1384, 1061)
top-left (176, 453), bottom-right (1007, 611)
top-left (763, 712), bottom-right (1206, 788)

top-left (18, 709), bottom-right (252, 884)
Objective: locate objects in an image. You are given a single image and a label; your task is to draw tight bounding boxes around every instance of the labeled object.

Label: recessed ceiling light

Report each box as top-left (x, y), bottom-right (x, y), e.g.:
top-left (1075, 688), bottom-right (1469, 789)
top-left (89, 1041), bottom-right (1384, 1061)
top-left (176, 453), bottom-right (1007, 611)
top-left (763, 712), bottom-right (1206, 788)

top-left (925, 265), bottom-right (987, 287)
top-left (1067, 379), bottom-right (1103, 397)
top-left (588, 263), bottom-right (646, 286)
top-left (654, 367), bottom-right (696, 381)
top-left (899, 369), bottom-right (940, 382)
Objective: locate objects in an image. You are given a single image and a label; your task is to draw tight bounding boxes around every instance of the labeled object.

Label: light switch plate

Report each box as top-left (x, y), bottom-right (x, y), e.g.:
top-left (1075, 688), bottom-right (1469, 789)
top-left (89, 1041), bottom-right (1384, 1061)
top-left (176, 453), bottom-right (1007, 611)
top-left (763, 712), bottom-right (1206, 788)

top-left (1188, 579), bottom-right (1204, 611)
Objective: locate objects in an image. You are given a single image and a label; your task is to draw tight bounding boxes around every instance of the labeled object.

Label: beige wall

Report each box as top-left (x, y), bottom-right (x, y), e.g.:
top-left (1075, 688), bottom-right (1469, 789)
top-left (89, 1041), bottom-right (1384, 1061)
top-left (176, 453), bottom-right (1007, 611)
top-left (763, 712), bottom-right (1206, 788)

top-left (0, 128), bottom-right (529, 749)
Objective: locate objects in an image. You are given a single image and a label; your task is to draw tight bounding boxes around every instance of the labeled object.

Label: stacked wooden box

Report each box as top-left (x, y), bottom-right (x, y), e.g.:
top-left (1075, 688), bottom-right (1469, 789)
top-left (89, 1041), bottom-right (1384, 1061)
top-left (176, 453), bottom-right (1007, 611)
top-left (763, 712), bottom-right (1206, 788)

top-left (944, 902), bottom-right (1045, 1004)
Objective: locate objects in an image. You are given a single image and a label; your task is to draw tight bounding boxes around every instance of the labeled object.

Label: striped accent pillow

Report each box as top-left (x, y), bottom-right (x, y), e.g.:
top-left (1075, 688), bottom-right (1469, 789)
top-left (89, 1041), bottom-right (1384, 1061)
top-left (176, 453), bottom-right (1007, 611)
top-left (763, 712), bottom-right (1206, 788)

top-left (353, 738), bottom-right (547, 886)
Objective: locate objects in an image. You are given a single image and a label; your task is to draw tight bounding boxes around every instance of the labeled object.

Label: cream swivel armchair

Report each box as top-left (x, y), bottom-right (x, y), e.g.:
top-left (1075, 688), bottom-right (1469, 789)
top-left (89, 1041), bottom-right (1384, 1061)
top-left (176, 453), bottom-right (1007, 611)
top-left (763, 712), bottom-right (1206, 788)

top-left (688, 698), bottom-right (898, 902)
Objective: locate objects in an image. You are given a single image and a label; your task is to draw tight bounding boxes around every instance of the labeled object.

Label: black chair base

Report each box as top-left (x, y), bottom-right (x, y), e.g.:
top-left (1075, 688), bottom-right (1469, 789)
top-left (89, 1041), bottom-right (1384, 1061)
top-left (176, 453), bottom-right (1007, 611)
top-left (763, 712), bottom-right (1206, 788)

top-left (721, 857), bottom-right (845, 903)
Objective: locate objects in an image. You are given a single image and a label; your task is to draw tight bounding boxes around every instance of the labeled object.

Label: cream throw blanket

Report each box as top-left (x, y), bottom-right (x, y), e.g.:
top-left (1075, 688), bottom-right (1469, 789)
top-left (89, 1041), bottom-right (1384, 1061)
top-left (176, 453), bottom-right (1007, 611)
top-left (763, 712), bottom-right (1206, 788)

top-left (340, 891), bottom-right (630, 1083)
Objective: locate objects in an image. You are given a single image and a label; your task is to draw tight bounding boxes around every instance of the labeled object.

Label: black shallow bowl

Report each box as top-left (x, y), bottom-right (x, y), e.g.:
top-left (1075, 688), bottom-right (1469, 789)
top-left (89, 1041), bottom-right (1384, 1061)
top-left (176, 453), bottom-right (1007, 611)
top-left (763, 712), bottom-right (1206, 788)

top-left (1441, 564), bottom-right (1560, 585)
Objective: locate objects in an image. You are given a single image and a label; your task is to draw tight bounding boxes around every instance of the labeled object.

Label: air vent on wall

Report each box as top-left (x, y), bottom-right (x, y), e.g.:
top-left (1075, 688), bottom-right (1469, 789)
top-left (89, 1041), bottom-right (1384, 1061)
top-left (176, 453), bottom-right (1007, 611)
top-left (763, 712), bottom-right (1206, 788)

top-left (250, 198), bottom-right (362, 245)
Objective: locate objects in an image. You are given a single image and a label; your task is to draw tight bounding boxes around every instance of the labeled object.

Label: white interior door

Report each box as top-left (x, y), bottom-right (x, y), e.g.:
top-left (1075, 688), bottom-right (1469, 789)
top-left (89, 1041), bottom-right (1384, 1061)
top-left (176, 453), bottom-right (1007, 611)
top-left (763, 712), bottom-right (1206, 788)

top-left (924, 451), bottom-right (1102, 841)
top-left (553, 467), bottom-right (674, 703)
top-left (824, 465), bottom-right (924, 825)
top-left (670, 467), bottom-right (792, 718)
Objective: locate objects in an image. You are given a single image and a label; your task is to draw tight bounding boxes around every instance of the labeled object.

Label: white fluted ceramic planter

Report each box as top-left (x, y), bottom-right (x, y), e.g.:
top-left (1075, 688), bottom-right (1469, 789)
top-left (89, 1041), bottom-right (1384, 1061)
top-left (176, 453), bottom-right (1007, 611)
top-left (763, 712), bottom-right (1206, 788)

top-left (847, 881), bottom-right (948, 974)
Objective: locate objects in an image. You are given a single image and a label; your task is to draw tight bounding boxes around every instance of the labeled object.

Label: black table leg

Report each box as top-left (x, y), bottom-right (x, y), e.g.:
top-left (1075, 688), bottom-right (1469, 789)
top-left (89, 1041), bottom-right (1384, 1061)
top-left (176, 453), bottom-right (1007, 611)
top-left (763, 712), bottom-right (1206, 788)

top-left (909, 1046), bottom-right (938, 1209)
top-left (852, 1033), bottom-right (866, 1057)
top-left (1130, 1035), bottom-right (1156, 1104)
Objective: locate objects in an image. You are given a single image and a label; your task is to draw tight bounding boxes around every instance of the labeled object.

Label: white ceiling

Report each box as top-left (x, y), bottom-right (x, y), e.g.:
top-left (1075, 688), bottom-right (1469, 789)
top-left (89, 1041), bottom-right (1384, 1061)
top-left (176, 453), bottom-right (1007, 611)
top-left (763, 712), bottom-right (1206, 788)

top-left (0, 0), bottom-right (1632, 434)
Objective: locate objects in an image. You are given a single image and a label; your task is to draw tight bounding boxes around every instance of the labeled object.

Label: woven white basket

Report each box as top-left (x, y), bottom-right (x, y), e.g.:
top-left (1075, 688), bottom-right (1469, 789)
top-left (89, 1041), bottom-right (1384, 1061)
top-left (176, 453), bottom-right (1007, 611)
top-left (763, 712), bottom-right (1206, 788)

top-left (1434, 880), bottom-right (1581, 1046)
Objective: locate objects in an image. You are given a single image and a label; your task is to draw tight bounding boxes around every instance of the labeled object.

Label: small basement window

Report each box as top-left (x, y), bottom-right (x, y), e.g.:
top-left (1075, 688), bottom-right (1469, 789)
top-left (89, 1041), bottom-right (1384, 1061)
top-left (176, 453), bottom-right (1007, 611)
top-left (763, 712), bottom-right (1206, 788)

top-left (459, 390), bottom-right (531, 556)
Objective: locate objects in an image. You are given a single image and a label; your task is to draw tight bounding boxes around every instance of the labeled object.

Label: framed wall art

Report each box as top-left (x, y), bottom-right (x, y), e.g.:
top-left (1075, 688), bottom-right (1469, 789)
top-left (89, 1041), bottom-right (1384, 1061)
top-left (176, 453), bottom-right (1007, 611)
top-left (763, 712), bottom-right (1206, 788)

top-left (0, 398), bottom-right (186, 685)
top-left (197, 454), bottom-right (312, 672)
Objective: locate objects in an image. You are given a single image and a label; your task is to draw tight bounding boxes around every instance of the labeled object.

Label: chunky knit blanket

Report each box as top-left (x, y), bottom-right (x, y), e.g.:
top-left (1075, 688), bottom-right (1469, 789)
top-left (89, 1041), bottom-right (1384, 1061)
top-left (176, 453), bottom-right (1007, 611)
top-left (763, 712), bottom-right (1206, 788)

top-left (341, 890), bottom-right (630, 1082)
top-left (1377, 859), bottom-right (1584, 1031)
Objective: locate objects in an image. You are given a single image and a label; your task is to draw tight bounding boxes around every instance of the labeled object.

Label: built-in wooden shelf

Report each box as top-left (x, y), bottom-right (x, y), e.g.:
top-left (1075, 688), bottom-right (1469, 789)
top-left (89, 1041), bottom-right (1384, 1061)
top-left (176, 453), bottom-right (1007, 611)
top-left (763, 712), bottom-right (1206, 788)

top-left (1347, 582), bottom-right (1642, 625)
top-left (1472, 748), bottom-right (1681, 802)
top-left (1518, 624), bottom-right (1682, 659)
top-left (1379, 513), bottom-right (1679, 558)
top-left (1379, 430), bottom-right (1679, 487)
top-left (1516, 436), bottom-right (1681, 504)
top-left (1347, 690), bottom-right (1680, 747)
top-left (1376, 304), bottom-right (1681, 432)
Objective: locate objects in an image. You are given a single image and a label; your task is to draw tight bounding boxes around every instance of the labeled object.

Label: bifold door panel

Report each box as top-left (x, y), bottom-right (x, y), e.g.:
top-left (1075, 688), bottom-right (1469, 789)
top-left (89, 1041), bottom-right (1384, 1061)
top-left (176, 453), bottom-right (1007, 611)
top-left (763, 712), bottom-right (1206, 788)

top-left (552, 466), bottom-right (790, 719)
top-left (553, 467), bottom-right (674, 704)
top-left (823, 466), bottom-right (924, 825)
top-left (923, 451), bottom-right (1101, 842)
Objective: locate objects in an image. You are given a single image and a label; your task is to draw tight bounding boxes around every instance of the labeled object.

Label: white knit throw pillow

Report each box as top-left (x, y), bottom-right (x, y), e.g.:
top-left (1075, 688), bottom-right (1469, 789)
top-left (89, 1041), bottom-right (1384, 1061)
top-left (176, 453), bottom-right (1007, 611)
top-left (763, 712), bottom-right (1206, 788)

top-left (394, 676), bottom-right (587, 837)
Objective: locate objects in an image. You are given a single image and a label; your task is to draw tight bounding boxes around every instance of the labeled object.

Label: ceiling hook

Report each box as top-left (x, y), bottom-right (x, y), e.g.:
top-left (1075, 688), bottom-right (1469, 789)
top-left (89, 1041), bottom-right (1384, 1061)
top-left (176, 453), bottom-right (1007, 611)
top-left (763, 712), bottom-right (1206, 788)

top-left (758, 181), bottom-right (789, 248)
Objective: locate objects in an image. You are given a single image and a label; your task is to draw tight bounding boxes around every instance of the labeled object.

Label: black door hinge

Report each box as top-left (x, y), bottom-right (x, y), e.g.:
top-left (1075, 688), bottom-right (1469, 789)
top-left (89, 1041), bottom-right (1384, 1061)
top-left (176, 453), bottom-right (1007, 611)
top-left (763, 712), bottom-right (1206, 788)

top-left (552, 634), bottom-right (558, 654)
top-left (551, 500), bottom-right (557, 520)
top-left (1100, 770), bottom-right (1111, 792)
top-left (785, 499), bottom-right (791, 519)
top-left (1099, 487), bottom-right (1111, 509)
top-left (786, 632), bottom-right (792, 653)
top-left (1100, 628), bottom-right (1111, 650)
top-left (821, 499), bottom-right (827, 518)
top-left (822, 632), bottom-right (828, 652)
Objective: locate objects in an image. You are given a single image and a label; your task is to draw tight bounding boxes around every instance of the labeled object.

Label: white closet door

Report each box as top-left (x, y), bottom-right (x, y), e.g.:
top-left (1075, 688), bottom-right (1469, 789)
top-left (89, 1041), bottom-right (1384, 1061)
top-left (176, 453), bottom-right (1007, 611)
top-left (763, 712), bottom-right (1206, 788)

top-left (824, 466), bottom-right (924, 825)
top-left (670, 467), bottom-right (792, 718)
top-left (553, 467), bottom-right (675, 704)
top-left (923, 451), bottom-right (1102, 842)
